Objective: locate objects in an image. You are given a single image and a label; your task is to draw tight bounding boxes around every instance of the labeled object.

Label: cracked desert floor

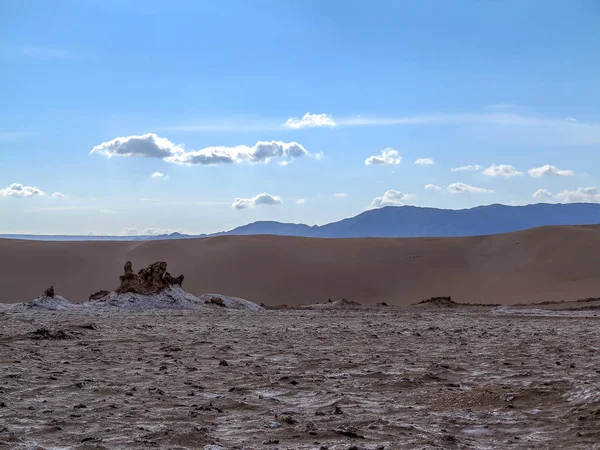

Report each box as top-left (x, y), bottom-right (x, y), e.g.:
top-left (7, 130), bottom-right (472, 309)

top-left (1, 305), bottom-right (599, 449)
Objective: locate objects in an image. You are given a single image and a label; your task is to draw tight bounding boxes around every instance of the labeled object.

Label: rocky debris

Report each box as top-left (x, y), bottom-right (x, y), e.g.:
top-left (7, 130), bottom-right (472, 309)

top-left (89, 290), bottom-right (110, 301)
top-left (117, 261), bottom-right (184, 295)
top-left (207, 297), bottom-right (225, 307)
top-left (87, 285), bottom-right (201, 310)
top-left (29, 327), bottom-right (72, 340)
top-left (44, 285), bottom-right (55, 297)
top-left (197, 294), bottom-right (264, 311)
top-left (303, 298), bottom-right (362, 310)
top-left (29, 294), bottom-right (73, 310)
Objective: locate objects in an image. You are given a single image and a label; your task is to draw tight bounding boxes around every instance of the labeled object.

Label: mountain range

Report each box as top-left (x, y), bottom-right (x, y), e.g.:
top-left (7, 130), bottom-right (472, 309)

top-left (4, 202), bottom-right (600, 241)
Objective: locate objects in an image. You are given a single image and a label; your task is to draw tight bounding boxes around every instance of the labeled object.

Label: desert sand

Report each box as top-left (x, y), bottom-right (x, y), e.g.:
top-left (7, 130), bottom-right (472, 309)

top-left (1, 302), bottom-right (599, 449)
top-left (2, 225), bottom-right (600, 306)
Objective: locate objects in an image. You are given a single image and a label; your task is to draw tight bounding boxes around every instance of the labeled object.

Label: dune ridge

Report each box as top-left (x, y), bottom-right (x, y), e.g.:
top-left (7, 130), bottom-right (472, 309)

top-left (1, 224), bottom-right (600, 306)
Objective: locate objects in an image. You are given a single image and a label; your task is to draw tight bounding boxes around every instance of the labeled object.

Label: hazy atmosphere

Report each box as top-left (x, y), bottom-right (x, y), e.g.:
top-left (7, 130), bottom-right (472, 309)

top-left (2, 0), bottom-right (600, 235)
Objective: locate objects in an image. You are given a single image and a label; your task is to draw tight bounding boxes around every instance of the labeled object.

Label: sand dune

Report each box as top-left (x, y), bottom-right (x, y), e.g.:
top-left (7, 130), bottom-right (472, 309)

top-left (1, 224), bottom-right (600, 305)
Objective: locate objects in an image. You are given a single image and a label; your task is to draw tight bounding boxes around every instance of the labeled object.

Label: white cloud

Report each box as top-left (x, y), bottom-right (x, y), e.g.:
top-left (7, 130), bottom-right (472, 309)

top-left (448, 183), bottom-right (495, 194)
top-left (284, 112), bottom-right (336, 129)
top-left (232, 192), bottom-right (282, 210)
top-left (314, 151), bottom-right (324, 161)
top-left (424, 184), bottom-right (442, 191)
top-left (91, 133), bottom-right (310, 165)
top-left (296, 199), bottom-right (306, 205)
top-left (532, 189), bottom-right (553, 199)
top-left (50, 192), bottom-right (67, 198)
top-left (555, 187), bottom-right (600, 203)
top-left (369, 190), bottom-right (414, 209)
top-left (451, 164), bottom-right (482, 172)
top-left (415, 158), bottom-right (434, 165)
top-left (565, 117), bottom-right (577, 122)
top-left (528, 165), bottom-right (574, 178)
top-left (151, 172), bottom-right (169, 180)
top-left (482, 164), bottom-right (524, 178)
top-left (0, 183), bottom-right (45, 198)
top-left (365, 148), bottom-right (402, 165)
top-left (334, 193), bottom-right (348, 198)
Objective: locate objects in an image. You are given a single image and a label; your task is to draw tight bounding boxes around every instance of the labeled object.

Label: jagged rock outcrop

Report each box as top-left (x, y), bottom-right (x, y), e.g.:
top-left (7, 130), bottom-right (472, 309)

top-left (89, 290), bottom-right (110, 301)
top-left (117, 261), bottom-right (184, 294)
top-left (44, 285), bottom-right (55, 297)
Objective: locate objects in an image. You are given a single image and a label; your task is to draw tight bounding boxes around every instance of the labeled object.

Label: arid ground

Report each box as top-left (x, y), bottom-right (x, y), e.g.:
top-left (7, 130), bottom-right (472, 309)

top-left (1, 303), bottom-right (599, 449)
top-left (2, 225), bottom-right (600, 306)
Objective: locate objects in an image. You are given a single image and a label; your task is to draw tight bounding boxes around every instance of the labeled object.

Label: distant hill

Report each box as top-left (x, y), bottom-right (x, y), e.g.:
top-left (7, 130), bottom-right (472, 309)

top-left (3, 203), bottom-right (600, 241)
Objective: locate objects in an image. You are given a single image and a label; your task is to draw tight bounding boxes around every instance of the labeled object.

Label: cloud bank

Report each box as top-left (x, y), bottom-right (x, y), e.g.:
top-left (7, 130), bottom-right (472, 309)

top-left (0, 183), bottom-right (66, 199)
top-left (91, 133), bottom-right (310, 165)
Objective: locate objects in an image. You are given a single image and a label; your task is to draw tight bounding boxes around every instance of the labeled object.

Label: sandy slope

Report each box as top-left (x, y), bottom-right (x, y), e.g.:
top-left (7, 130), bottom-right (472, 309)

top-left (1, 225), bottom-right (600, 305)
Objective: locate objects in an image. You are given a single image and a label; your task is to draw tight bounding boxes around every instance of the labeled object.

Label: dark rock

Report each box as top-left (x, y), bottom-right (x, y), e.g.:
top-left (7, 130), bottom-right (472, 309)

top-left (43, 285), bottom-right (55, 297)
top-left (116, 261), bottom-right (185, 294)
top-left (89, 290), bottom-right (110, 300)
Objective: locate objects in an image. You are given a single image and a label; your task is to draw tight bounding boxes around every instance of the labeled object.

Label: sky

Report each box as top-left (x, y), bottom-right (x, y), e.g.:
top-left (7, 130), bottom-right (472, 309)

top-left (1, 0), bottom-right (600, 235)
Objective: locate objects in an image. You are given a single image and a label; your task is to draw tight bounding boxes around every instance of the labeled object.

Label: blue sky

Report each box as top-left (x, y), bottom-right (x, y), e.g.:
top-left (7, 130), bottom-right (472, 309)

top-left (1, 0), bottom-right (599, 235)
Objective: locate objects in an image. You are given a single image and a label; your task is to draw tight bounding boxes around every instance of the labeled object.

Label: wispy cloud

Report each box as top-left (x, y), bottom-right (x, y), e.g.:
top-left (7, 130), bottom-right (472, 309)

top-left (334, 193), bottom-right (348, 198)
top-left (451, 164), bottom-right (482, 172)
top-left (448, 183), bottom-right (494, 194)
top-left (415, 158), bottom-right (434, 165)
top-left (284, 112), bottom-right (336, 129)
top-left (424, 184), bottom-right (442, 191)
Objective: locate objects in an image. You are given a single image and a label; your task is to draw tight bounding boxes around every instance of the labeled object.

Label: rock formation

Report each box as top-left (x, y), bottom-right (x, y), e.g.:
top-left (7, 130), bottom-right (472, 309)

top-left (116, 261), bottom-right (184, 295)
top-left (89, 290), bottom-right (110, 301)
top-left (43, 285), bottom-right (55, 297)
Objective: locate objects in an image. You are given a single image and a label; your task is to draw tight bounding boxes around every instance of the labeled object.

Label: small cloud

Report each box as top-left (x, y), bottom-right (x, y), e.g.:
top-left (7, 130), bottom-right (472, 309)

top-left (296, 198), bottom-right (306, 205)
top-left (232, 192), bottom-right (282, 210)
top-left (415, 158), bottom-right (434, 165)
top-left (565, 117), bottom-right (577, 122)
top-left (314, 151), bottom-right (324, 161)
top-left (532, 189), bottom-right (553, 199)
top-left (91, 133), bottom-right (310, 165)
top-left (50, 192), bottom-right (67, 198)
top-left (451, 165), bottom-right (482, 172)
top-left (369, 190), bottom-right (414, 209)
top-left (528, 165), bottom-right (574, 178)
top-left (482, 164), bottom-right (524, 178)
top-left (424, 184), bottom-right (442, 191)
top-left (0, 182), bottom-right (45, 198)
top-left (334, 193), bottom-right (348, 198)
top-left (151, 172), bottom-right (169, 180)
top-left (448, 182), bottom-right (495, 194)
top-left (555, 187), bottom-right (600, 203)
top-left (365, 148), bottom-right (402, 165)
top-left (284, 112), bottom-right (336, 129)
